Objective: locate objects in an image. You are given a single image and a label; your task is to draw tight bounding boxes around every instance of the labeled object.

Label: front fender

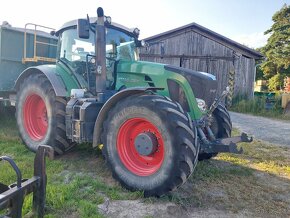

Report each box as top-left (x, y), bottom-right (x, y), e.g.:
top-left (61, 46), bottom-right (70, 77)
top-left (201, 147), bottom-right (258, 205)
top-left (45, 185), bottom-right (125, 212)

top-left (92, 87), bottom-right (162, 148)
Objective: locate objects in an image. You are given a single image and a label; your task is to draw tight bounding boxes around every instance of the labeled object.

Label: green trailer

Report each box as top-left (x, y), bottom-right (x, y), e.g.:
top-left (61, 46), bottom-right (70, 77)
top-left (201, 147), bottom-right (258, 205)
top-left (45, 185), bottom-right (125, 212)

top-left (0, 23), bottom-right (57, 102)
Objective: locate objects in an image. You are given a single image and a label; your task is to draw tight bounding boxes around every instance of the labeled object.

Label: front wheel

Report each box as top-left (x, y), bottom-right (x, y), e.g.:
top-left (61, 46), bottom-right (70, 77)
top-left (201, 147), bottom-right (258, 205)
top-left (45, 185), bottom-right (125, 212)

top-left (16, 74), bottom-right (73, 155)
top-left (102, 95), bottom-right (199, 197)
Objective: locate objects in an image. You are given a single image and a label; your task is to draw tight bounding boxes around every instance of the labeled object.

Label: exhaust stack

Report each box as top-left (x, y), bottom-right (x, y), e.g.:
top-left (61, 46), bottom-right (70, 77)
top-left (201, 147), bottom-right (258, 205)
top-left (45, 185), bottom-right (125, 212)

top-left (95, 7), bottom-right (106, 101)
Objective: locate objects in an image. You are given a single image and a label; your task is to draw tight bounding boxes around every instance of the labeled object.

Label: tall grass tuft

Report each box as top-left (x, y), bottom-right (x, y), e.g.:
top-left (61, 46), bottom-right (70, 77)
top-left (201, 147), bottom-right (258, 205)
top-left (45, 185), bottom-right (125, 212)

top-left (230, 94), bottom-right (288, 119)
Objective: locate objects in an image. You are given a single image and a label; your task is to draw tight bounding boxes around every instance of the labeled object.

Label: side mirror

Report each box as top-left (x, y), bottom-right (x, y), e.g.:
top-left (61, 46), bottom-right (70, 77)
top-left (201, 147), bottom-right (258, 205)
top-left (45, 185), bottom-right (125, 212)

top-left (77, 19), bottom-right (90, 39)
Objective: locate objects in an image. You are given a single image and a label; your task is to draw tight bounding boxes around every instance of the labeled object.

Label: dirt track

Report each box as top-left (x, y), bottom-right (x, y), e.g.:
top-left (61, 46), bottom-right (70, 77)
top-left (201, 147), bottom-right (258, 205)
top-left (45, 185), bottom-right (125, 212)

top-left (230, 112), bottom-right (290, 147)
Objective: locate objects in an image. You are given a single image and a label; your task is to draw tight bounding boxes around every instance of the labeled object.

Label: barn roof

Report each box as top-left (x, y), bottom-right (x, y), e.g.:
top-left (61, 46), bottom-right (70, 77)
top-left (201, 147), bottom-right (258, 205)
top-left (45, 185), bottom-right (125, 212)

top-left (143, 22), bottom-right (264, 59)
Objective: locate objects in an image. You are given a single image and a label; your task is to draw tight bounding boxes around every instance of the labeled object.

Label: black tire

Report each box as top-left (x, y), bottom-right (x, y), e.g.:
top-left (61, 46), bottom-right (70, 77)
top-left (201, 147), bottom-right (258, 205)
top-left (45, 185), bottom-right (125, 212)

top-left (16, 74), bottom-right (73, 155)
top-left (102, 94), bottom-right (199, 197)
top-left (198, 104), bottom-right (232, 161)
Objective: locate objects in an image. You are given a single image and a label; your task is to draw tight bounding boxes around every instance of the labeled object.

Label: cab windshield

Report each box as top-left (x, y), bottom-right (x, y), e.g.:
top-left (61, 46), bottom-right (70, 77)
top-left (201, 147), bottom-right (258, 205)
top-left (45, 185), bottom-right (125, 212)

top-left (58, 26), bottom-right (138, 90)
top-left (58, 27), bottom-right (138, 63)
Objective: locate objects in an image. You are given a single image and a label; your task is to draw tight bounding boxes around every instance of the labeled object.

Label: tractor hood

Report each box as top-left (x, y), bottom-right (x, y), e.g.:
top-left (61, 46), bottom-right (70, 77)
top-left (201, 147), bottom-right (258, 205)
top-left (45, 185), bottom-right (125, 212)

top-left (116, 60), bottom-right (218, 107)
top-left (164, 65), bottom-right (218, 106)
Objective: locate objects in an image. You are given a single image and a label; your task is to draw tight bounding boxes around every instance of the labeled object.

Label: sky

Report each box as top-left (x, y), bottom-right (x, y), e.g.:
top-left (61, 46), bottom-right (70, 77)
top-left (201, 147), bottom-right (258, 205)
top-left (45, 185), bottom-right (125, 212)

top-left (0, 0), bottom-right (289, 48)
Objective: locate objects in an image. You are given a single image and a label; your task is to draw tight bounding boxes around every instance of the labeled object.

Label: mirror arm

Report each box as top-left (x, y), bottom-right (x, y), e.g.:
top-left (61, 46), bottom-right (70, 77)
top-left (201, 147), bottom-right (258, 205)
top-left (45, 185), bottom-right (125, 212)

top-left (87, 14), bottom-right (95, 33)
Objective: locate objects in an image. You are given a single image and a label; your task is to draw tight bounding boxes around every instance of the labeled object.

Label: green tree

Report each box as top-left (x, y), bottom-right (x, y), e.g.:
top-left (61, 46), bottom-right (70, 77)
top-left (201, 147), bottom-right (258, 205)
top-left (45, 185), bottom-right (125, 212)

top-left (260, 4), bottom-right (290, 91)
top-left (268, 73), bottom-right (284, 91)
top-left (255, 64), bottom-right (265, 80)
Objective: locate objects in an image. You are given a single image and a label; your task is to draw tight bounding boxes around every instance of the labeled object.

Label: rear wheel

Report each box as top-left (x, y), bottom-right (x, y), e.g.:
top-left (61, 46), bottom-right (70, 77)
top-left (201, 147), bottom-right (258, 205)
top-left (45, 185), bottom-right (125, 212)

top-left (102, 94), bottom-right (199, 197)
top-left (16, 74), bottom-right (73, 155)
top-left (198, 104), bottom-right (232, 160)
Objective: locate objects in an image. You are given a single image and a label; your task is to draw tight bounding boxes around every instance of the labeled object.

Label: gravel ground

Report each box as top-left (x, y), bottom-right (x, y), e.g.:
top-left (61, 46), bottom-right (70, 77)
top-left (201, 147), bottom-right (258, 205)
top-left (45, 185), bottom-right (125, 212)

top-left (230, 112), bottom-right (290, 147)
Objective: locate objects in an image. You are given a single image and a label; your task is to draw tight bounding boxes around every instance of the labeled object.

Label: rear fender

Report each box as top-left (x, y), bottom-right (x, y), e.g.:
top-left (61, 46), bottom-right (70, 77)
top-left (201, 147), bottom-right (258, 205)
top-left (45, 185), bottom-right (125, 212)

top-left (92, 87), bottom-right (162, 148)
top-left (14, 66), bottom-right (67, 97)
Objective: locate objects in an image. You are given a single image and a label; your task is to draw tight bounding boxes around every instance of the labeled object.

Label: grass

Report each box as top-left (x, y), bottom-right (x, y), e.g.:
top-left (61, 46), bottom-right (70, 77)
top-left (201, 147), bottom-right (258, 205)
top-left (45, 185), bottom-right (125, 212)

top-left (1, 108), bottom-right (290, 217)
top-left (0, 107), bottom-right (142, 218)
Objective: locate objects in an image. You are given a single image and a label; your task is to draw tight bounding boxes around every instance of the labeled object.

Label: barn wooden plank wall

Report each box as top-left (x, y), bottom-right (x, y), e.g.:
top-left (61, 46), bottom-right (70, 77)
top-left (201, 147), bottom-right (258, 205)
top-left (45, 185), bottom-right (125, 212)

top-left (140, 28), bottom-right (257, 98)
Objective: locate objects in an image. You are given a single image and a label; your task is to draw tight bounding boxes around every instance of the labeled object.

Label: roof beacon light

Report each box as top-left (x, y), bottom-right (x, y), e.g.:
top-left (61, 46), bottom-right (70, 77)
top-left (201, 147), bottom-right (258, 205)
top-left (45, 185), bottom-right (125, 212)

top-left (105, 16), bottom-right (112, 24)
top-left (133, 28), bottom-right (140, 36)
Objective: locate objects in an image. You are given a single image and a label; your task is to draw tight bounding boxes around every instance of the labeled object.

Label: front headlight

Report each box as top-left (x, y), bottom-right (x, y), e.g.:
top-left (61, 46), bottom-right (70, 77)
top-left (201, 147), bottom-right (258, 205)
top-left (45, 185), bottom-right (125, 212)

top-left (196, 98), bottom-right (207, 112)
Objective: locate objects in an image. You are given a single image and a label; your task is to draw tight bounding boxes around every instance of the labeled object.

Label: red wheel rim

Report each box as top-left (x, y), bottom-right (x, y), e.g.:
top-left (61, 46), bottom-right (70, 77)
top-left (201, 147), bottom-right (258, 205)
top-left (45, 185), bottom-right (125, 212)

top-left (117, 118), bottom-right (165, 176)
top-left (23, 94), bottom-right (48, 141)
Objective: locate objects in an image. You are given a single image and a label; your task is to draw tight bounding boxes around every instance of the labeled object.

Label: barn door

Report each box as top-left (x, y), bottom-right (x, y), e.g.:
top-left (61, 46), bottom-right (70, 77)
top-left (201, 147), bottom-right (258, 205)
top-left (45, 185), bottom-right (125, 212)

top-left (208, 59), bottom-right (217, 75)
top-left (180, 58), bottom-right (190, 68)
top-left (181, 58), bottom-right (218, 76)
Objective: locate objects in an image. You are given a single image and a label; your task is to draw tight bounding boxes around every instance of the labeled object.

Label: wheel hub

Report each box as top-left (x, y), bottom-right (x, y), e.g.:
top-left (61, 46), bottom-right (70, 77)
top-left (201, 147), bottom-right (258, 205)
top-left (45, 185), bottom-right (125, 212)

top-left (23, 94), bottom-right (48, 141)
top-left (117, 117), bottom-right (165, 176)
top-left (134, 132), bottom-right (158, 156)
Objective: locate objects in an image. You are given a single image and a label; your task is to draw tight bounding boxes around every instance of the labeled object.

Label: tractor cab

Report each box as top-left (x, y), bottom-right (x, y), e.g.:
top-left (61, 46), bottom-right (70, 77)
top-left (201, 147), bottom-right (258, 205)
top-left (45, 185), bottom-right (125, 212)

top-left (54, 17), bottom-right (141, 95)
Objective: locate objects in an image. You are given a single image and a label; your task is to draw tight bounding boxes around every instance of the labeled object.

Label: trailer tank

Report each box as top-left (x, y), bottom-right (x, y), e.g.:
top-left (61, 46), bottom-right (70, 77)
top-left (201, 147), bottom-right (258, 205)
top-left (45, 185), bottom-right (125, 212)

top-left (0, 23), bottom-right (57, 101)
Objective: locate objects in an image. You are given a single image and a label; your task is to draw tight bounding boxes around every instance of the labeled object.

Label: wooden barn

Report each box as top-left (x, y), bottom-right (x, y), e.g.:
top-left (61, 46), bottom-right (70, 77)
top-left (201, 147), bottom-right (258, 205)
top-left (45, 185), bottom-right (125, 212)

top-left (140, 22), bottom-right (263, 101)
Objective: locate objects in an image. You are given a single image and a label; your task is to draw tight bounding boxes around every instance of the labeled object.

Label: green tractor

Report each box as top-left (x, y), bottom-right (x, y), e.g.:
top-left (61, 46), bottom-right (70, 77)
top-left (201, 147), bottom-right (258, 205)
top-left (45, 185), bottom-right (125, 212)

top-left (13, 8), bottom-right (252, 196)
